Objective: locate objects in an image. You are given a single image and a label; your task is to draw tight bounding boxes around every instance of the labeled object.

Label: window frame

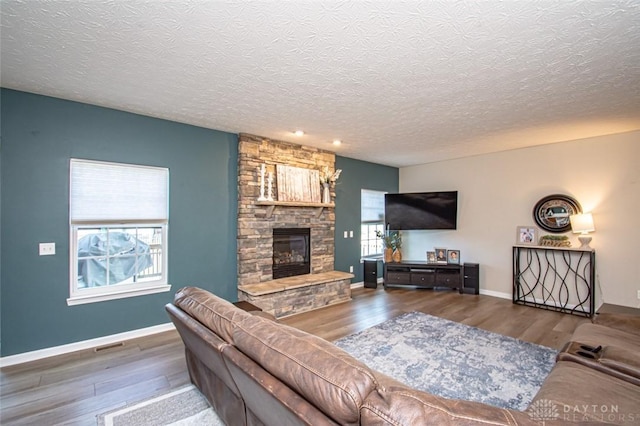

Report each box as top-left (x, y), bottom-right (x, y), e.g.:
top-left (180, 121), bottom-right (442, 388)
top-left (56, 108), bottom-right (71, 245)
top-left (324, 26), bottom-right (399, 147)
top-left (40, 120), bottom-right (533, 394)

top-left (67, 159), bottom-right (170, 306)
top-left (360, 189), bottom-right (387, 258)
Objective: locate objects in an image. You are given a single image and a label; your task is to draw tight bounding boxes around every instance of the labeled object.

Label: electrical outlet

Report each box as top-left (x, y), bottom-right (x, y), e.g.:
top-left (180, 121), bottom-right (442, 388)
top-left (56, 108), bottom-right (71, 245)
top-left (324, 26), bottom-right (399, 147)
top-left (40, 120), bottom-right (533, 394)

top-left (39, 242), bottom-right (56, 256)
top-left (349, 265), bottom-right (354, 273)
top-left (637, 290), bottom-right (640, 300)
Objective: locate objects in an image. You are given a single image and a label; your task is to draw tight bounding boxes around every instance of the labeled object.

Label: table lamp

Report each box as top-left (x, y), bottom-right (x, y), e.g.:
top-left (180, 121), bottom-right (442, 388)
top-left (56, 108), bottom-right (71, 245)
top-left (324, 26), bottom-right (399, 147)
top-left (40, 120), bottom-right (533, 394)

top-left (569, 213), bottom-right (595, 249)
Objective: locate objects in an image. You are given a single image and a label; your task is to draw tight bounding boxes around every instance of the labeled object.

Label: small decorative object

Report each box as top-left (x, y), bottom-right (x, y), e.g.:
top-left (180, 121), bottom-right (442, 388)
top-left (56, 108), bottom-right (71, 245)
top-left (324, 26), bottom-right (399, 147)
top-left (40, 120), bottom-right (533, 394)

top-left (539, 234), bottom-right (571, 247)
top-left (516, 226), bottom-right (537, 245)
top-left (322, 182), bottom-right (331, 204)
top-left (319, 166), bottom-right (342, 185)
top-left (426, 251), bottom-right (436, 263)
top-left (376, 230), bottom-right (401, 262)
top-left (267, 171), bottom-right (274, 201)
top-left (447, 249), bottom-right (460, 264)
top-left (569, 212), bottom-right (595, 250)
top-left (392, 232), bottom-right (402, 262)
top-left (435, 248), bottom-right (447, 264)
top-left (392, 248), bottom-right (402, 262)
top-left (257, 164), bottom-right (267, 201)
top-left (533, 194), bottom-right (582, 233)
top-left (319, 166), bottom-right (342, 204)
top-left (383, 247), bottom-right (393, 263)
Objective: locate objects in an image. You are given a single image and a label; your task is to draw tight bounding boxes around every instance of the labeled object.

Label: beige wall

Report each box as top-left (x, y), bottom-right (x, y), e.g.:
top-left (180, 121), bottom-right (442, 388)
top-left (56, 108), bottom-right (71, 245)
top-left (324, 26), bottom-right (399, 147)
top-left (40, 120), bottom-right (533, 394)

top-left (399, 131), bottom-right (639, 308)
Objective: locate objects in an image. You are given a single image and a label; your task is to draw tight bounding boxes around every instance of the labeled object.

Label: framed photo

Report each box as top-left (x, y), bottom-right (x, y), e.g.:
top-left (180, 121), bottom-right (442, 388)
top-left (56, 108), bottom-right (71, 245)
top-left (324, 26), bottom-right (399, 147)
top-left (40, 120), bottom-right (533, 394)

top-left (447, 249), bottom-right (460, 264)
top-left (426, 251), bottom-right (436, 263)
top-left (516, 226), bottom-right (537, 245)
top-left (435, 248), bottom-right (447, 264)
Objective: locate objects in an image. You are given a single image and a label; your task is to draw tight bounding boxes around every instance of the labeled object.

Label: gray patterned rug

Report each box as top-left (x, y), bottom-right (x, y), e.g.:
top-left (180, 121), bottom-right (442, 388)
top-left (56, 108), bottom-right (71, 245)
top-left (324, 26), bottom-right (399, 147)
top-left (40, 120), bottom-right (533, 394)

top-left (96, 385), bottom-right (223, 426)
top-left (333, 311), bottom-right (557, 411)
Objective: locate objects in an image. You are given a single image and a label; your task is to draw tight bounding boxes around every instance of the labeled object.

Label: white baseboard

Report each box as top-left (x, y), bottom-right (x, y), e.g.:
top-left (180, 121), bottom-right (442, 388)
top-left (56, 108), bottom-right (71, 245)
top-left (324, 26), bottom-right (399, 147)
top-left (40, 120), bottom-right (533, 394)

top-left (0, 322), bottom-right (176, 368)
top-left (479, 289), bottom-right (511, 300)
top-left (350, 281), bottom-right (364, 289)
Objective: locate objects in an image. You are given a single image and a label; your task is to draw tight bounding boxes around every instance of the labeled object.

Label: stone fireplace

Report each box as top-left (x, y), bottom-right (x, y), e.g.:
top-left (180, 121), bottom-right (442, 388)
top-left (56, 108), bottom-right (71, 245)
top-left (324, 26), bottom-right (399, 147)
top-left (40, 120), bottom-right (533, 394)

top-left (236, 134), bottom-right (353, 318)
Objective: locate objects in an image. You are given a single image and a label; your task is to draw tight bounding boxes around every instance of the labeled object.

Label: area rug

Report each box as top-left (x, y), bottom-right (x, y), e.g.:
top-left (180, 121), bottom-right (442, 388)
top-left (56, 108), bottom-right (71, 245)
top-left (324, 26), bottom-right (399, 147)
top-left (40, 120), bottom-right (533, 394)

top-left (97, 385), bottom-right (223, 426)
top-left (333, 311), bottom-right (557, 411)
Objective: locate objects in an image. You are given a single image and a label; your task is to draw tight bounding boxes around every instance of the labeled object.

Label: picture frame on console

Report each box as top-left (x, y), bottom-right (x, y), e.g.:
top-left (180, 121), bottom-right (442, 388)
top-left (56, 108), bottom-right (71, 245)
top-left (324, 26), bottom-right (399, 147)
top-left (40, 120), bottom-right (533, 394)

top-left (516, 225), bottom-right (537, 245)
top-left (447, 249), bottom-right (460, 264)
top-left (435, 248), bottom-right (447, 264)
top-left (426, 251), bottom-right (436, 263)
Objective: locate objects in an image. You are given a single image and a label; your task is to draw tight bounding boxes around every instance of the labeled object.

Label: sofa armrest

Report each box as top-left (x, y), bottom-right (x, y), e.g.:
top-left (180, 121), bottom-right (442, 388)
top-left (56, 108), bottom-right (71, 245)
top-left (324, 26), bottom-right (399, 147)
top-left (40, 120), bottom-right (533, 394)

top-left (594, 313), bottom-right (640, 336)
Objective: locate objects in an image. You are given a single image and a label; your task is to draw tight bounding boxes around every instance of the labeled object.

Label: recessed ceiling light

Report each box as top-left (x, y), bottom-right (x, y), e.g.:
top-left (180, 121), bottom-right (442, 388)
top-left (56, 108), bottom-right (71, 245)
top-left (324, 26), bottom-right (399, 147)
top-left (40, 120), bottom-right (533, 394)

top-left (333, 139), bottom-right (342, 146)
top-left (293, 130), bottom-right (304, 137)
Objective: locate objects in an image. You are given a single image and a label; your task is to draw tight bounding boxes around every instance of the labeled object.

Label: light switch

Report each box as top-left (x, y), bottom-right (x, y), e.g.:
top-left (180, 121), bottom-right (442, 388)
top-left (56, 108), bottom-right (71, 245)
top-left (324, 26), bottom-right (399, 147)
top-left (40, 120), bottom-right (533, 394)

top-left (343, 231), bottom-right (348, 238)
top-left (349, 230), bottom-right (354, 238)
top-left (39, 242), bottom-right (56, 256)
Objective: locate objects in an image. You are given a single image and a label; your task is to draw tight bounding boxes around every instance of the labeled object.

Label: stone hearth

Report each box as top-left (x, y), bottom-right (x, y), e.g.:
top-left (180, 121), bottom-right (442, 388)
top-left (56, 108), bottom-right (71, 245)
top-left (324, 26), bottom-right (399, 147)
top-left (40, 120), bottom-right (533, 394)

top-left (236, 134), bottom-right (352, 318)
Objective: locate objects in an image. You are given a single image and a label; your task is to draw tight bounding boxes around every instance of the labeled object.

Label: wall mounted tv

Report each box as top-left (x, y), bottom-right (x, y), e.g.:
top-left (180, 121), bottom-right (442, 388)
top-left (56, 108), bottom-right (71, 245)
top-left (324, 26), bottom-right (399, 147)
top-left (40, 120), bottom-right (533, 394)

top-left (385, 191), bottom-right (458, 230)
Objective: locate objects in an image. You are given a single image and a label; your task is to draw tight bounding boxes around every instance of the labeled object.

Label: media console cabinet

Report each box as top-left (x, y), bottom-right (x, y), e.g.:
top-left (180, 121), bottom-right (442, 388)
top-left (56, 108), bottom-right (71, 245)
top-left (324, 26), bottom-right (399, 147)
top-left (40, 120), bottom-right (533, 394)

top-left (383, 261), bottom-right (479, 294)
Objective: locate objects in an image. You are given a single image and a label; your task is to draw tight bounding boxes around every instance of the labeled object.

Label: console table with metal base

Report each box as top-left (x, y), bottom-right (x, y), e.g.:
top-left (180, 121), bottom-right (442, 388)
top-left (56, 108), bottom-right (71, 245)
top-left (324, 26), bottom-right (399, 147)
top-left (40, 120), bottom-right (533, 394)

top-left (512, 245), bottom-right (596, 318)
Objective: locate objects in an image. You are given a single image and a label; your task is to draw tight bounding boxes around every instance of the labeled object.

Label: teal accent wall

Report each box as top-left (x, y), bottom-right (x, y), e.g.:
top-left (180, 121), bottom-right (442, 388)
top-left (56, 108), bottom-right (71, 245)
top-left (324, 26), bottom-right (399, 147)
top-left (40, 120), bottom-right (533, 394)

top-left (0, 89), bottom-right (238, 356)
top-left (334, 156), bottom-right (398, 282)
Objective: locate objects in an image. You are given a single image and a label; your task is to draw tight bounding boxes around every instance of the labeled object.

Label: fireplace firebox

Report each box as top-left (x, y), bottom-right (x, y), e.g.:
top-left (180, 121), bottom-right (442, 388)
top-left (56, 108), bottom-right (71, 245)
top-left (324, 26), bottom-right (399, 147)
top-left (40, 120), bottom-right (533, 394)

top-left (272, 228), bottom-right (310, 279)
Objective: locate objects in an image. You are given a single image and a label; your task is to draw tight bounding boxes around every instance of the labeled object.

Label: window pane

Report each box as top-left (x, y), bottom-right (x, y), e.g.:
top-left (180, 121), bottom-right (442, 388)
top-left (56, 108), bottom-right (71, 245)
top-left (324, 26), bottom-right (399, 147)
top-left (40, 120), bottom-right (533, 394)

top-left (76, 226), bottom-right (162, 288)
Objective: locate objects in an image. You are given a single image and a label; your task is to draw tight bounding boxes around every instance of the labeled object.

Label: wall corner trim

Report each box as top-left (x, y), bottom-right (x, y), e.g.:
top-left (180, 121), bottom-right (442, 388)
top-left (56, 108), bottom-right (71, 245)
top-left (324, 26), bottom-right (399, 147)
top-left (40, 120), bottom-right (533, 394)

top-left (0, 322), bottom-right (176, 368)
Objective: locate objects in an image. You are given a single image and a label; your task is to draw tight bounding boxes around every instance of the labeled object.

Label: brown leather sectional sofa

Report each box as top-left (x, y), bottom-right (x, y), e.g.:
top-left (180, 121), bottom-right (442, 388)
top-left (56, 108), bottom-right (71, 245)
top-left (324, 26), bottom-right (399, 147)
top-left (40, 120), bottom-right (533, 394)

top-left (166, 287), bottom-right (640, 425)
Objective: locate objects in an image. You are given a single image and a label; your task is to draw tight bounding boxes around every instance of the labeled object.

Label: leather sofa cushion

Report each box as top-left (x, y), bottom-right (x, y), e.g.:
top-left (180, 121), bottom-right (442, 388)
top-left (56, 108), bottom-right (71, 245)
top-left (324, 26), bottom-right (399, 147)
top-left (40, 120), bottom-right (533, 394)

top-left (361, 383), bottom-right (535, 425)
top-left (233, 315), bottom-right (377, 426)
top-left (173, 286), bottom-right (253, 344)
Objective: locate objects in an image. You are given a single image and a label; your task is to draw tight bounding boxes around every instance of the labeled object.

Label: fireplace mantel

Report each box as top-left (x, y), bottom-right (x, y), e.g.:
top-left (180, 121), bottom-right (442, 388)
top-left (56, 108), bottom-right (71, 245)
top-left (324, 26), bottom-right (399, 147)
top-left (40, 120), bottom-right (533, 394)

top-left (256, 200), bottom-right (335, 218)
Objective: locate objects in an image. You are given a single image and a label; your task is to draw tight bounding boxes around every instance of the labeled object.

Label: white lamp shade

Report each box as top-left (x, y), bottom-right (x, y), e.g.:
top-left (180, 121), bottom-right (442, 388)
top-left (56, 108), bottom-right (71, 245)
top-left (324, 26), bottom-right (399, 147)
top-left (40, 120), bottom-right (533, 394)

top-left (570, 213), bottom-right (595, 234)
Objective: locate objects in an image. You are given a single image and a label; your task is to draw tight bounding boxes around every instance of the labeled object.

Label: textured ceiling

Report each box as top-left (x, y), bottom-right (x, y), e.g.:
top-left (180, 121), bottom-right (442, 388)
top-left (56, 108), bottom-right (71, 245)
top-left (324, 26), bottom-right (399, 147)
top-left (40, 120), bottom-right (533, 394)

top-left (2, 1), bottom-right (640, 167)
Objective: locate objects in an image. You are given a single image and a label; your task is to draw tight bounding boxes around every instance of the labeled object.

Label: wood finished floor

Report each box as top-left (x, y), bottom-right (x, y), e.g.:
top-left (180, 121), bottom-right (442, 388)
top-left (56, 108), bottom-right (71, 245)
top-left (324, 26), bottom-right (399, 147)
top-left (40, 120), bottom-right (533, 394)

top-left (1, 287), bottom-right (594, 425)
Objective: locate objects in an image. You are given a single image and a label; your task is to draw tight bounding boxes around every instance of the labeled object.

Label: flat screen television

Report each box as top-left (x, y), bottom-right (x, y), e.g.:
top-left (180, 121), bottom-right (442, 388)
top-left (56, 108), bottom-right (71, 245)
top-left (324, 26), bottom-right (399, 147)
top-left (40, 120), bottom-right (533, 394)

top-left (385, 191), bottom-right (458, 230)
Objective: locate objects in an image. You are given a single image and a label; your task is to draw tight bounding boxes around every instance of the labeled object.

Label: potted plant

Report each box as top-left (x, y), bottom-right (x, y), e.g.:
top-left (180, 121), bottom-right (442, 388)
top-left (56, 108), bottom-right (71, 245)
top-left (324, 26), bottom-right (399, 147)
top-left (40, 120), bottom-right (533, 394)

top-left (319, 166), bottom-right (342, 204)
top-left (376, 230), bottom-right (402, 262)
top-left (391, 232), bottom-right (403, 262)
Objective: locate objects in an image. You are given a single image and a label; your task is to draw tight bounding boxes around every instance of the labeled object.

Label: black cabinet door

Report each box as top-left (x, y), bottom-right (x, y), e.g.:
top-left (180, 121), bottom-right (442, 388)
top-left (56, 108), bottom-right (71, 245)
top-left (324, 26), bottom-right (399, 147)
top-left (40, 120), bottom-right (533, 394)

top-left (463, 263), bottom-right (479, 294)
top-left (364, 260), bottom-right (378, 288)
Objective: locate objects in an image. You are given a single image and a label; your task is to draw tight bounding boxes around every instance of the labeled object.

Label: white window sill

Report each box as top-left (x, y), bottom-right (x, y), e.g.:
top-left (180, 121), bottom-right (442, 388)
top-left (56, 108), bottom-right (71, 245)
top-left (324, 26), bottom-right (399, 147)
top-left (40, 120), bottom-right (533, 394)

top-left (67, 283), bottom-right (172, 306)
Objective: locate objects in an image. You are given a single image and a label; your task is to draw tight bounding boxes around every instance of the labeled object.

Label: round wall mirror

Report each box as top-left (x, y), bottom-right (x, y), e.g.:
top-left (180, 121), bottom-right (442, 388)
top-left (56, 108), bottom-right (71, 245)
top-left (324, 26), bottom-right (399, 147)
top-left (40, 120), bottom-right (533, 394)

top-left (533, 194), bottom-right (582, 233)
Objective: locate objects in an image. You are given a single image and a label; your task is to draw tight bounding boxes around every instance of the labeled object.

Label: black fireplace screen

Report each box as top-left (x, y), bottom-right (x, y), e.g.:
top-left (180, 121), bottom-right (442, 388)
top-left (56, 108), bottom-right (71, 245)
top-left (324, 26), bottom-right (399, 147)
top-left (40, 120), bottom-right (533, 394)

top-left (273, 228), bottom-right (310, 279)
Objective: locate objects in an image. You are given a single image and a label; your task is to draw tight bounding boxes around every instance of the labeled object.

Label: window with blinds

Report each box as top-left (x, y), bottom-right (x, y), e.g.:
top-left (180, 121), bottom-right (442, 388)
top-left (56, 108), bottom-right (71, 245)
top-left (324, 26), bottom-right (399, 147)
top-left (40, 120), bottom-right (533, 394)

top-left (361, 189), bottom-right (386, 257)
top-left (68, 159), bottom-right (170, 305)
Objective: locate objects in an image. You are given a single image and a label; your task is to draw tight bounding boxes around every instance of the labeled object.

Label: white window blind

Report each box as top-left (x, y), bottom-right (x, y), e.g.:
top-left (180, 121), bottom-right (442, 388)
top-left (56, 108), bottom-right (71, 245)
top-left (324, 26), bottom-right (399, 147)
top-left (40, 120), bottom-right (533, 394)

top-left (361, 189), bottom-right (386, 223)
top-left (70, 159), bottom-right (169, 223)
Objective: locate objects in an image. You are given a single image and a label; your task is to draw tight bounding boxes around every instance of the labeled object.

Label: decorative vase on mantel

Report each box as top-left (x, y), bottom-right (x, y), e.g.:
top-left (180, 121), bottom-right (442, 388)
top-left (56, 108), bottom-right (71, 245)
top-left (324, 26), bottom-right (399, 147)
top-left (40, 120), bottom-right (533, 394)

top-left (392, 249), bottom-right (402, 263)
top-left (384, 247), bottom-right (394, 263)
top-left (322, 183), bottom-right (331, 204)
